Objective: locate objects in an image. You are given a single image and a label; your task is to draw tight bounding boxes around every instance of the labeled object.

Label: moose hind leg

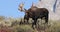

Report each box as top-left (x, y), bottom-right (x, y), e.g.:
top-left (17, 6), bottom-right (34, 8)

top-left (45, 16), bottom-right (48, 24)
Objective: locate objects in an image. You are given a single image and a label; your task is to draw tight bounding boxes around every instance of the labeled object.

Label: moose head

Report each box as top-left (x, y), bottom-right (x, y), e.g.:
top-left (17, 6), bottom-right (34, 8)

top-left (18, 2), bottom-right (37, 12)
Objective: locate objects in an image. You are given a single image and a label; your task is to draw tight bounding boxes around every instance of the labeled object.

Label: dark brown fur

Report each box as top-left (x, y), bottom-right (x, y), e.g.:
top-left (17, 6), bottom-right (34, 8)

top-left (24, 7), bottom-right (49, 29)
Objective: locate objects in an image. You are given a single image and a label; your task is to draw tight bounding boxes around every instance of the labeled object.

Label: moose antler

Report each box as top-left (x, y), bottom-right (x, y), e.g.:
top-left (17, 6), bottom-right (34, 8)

top-left (31, 2), bottom-right (37, 11)
top-left (31, 2), bottom-right (36, 8)
top-left (18, 3), bottom-right (24, 11)
top-left (31, 2), bottom-right (34, 8)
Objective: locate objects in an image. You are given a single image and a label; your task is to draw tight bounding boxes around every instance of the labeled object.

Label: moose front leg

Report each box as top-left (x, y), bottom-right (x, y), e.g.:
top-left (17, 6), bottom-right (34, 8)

top-left (32, 18), bottom-right (37, 29)
top-left (24, 16), bottom-right (29, 24)
top-left (24, 19), bottom-right (29, 24)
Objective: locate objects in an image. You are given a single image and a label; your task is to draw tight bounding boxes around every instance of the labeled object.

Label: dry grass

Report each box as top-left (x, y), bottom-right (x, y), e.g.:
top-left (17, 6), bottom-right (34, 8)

top-left (0, 16), bottom-right (60, 32)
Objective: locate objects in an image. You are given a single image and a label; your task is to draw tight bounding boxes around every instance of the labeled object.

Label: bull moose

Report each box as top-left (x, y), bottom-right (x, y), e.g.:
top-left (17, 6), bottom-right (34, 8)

top-left (18, 3), bottom-right (49, 29)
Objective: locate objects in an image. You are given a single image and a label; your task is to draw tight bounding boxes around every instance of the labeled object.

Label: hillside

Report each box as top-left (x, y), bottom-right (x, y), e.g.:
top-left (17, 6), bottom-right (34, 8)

top-left (36, 0), bottom-right (60, 20)
top-left (0, 16), bottom-right (60, 32)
